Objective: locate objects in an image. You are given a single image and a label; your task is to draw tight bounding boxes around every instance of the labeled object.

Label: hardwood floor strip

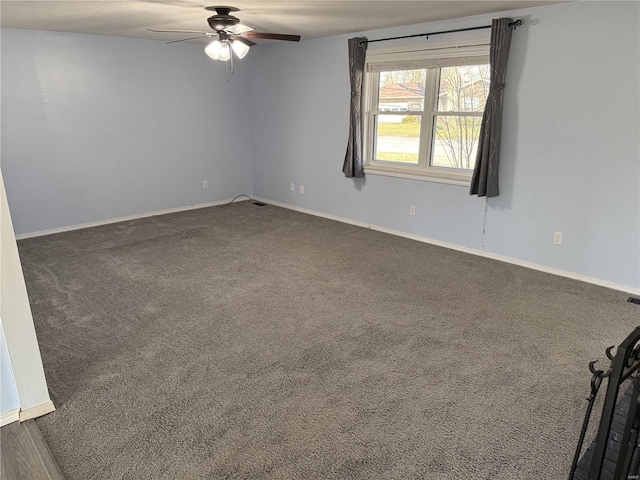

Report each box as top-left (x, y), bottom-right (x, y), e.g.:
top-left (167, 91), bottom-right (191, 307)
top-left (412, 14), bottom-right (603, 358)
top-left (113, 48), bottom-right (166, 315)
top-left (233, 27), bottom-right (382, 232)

top-left (23, 420), bottom-right (65, 479)
top-left (0, 420), bottom-right (64, 480)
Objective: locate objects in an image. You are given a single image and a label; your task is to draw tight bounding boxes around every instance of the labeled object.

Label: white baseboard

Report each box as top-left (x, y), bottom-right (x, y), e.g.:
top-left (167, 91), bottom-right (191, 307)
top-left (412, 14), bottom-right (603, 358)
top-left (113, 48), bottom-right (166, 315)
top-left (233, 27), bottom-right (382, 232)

top-left (1, 408), bottom-right (20, 427)
top-left (254, 197), bottom-right (640, 296)
top-left (19, 400), bottom-right (56, 422)
top-left (15, 198), bottom-right (250, 240)
top-left (13, 194), bottom-right (639, 295)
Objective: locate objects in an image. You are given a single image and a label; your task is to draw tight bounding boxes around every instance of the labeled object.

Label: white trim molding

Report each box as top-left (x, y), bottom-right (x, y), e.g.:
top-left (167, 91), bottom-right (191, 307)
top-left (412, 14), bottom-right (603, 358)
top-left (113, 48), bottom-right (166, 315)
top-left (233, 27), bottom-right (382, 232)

top-left (19, 400), bottom-right (56, 422)
top-left (253, 197), bottom-right (640, 296)
top-left (13, 194), bottom-right (639, 295)
top-left (15, 198), bottom-right (250, 240)
top-left (1, 408), bottom-right (20, 427)
top-left (2, 171), bottom-right (54, 417)
top-left (364, 165), bottom-right (471, 186)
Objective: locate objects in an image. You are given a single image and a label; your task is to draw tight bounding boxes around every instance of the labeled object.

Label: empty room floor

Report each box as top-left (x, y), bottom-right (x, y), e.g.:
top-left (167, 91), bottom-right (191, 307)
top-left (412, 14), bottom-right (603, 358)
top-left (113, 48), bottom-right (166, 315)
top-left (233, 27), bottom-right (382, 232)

top-left (17, 201), bottom-right (639, 479)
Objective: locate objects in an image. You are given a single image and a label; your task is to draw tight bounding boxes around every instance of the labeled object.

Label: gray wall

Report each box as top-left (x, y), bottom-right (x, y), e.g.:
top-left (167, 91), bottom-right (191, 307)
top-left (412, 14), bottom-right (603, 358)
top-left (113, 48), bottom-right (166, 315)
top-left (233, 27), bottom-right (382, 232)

top-left (1, 29), bottom-right (254, 235)
top-left (247, 1), bottom-right (640, 292)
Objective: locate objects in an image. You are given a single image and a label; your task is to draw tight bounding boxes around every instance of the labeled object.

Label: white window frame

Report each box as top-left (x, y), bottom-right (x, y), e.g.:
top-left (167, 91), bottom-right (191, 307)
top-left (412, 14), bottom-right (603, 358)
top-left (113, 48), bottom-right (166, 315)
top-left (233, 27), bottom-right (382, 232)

top-left (362, 38), bottom-right (490, 186)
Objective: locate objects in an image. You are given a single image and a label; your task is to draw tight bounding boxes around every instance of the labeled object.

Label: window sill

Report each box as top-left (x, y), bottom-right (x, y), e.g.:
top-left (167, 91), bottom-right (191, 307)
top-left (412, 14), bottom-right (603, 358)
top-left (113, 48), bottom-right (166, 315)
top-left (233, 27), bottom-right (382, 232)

top-left (363, 165), bottom-right (472, 187)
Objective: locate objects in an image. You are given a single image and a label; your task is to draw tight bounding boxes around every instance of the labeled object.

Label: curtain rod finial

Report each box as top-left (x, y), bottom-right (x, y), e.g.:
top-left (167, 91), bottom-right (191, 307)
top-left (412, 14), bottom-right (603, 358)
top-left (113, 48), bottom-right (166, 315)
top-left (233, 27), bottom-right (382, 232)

top-left (509, 19), bottom-right (523, 30)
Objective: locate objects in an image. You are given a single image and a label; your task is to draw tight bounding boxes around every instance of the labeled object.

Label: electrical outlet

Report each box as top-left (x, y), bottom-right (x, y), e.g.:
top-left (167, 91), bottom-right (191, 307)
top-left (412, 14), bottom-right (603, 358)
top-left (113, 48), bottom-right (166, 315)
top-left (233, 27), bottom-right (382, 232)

top-left (290, 183), bottom-right (295, 192)
top-left (409, 205), bottom-right (416, 216)
top-left (203, 181), bottom-right (208, 189)
top-left (299, 185), bottom-right (305, 195)
top-left (553, 232), bottom-right (563, 246)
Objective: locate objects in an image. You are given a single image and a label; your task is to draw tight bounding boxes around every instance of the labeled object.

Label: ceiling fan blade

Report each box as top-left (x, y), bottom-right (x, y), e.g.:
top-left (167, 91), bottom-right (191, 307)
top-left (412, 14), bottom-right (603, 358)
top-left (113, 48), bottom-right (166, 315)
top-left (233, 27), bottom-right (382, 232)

top-left (241, 32), bottom-right (301, 42)
top-left (227, 24), bottom-right (255, 35)
top-left (233, 36), bottom-right (256, 47)
top-left (166, 36), bottom-right (212, 45)
top-left (147, 28), bottom-right (207, 34)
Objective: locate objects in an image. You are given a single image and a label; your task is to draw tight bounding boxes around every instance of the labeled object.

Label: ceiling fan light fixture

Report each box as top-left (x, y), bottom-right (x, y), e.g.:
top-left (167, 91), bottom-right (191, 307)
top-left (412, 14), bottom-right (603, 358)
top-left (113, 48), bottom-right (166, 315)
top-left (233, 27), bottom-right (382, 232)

top-left (231, 39), bottom-right (250, 59)
top-left (204, 39), bottom-right (222, 60)
top-left (219, 40), bottom-right (231, 61)
top-left (155, 6), bottom-right (300, 65)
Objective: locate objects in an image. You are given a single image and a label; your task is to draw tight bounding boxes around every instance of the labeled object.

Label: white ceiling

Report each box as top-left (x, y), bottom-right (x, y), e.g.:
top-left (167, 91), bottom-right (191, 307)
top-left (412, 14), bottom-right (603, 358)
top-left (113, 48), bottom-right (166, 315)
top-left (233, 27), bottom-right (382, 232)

top-left (1, 1), bottom-right (564, 45)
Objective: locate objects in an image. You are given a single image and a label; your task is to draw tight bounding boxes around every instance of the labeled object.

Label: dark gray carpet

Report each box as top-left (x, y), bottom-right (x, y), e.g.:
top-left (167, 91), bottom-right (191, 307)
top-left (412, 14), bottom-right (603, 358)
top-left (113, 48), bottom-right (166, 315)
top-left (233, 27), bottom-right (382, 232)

top-left (18, 201), bottom-right (638, 479)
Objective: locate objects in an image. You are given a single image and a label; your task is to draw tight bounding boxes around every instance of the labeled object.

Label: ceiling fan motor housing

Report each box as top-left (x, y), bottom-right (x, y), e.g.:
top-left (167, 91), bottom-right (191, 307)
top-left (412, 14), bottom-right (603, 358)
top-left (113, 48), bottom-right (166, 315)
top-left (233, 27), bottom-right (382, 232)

top-left (207, 7), bottom-right (240, 31)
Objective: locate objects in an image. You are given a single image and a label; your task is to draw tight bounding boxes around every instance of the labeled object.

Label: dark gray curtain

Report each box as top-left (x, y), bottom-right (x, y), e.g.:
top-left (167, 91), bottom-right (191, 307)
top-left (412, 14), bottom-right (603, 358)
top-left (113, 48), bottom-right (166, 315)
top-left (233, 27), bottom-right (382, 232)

top-left (342, 37), bottom-right (367, 178)
top-left (470, 18), bottom-right (514, 197)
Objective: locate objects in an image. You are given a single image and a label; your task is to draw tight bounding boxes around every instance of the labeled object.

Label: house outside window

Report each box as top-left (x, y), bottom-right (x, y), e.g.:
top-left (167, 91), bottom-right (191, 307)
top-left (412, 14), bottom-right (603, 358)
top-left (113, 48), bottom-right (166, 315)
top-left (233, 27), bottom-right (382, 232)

top-left (363, 39), bottom-right (490, 185)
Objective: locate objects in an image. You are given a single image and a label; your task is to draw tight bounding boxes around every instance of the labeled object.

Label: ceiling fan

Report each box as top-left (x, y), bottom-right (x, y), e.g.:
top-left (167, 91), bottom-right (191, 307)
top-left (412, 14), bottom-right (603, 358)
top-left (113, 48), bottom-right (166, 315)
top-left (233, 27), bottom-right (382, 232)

top-left (148, 6), bottom-right (301, 62)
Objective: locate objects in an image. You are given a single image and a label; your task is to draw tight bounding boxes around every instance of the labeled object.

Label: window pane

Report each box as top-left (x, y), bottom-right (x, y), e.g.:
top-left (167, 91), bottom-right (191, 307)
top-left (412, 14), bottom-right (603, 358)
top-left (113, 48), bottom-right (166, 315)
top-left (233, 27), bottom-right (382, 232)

top-left (374, 114), bottom-right (421, 165)
top-left (437, 64), bottom-right (490, 112)
top-left (378, 69), bottom-right (426, 112)
top-left (431, 115), bottom-right (481, 170)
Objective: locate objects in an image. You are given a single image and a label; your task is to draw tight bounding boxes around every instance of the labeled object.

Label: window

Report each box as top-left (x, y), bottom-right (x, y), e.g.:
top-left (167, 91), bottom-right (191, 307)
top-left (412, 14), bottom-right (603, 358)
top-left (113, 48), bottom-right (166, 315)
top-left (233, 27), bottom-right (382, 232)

top-left (363, 40), bottom-right (490, 185)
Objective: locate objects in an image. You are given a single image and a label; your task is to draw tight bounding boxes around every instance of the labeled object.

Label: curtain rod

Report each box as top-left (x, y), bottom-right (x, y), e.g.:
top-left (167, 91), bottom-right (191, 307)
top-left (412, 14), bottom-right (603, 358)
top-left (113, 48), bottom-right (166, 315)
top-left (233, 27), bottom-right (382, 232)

top-left (358, 19), bottom-right (522, 46)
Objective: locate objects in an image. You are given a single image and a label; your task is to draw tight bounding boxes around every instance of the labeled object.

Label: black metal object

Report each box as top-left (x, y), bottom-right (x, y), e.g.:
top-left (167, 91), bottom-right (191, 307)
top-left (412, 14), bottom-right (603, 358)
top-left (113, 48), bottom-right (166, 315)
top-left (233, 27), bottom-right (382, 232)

top-left (358, 19), bottom-right (522, 46)
top-left (570, 326), bottom-right (640, 479)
